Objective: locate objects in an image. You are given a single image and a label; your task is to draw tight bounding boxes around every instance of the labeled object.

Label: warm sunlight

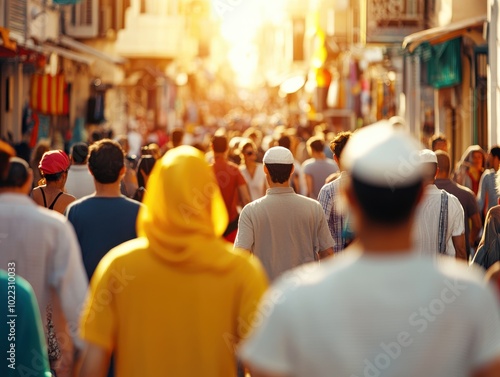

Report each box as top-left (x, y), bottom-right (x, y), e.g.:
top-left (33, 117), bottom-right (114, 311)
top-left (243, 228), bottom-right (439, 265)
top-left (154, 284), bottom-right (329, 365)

top-left (211, 0), bottom-right (289, 88)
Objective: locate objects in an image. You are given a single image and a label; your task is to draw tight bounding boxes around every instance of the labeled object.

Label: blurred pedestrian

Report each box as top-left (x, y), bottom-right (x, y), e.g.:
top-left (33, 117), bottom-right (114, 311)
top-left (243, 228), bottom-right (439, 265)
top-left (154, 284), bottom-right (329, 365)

top-left (434, 150), bottom-right (481, 258)
top-left (211, 135), bottom-right (251, 242)
top-left (0, 271), bottom-right (52, 377)
top-left (318, 131), bottom-right (353, 252)
top-left (472, 204), bottom-right (500, 271)
top-left (239, 139), bottom-right (266, 201)
top-left (78, 146), bottom-right (268, 377)
top-left (116, 135), bottom-right (138, 198)
top-left (302, 136), bottom-right (338, 198)
top-left (478, 146), bottom-right (500, 218)
top-left (414, 150), bottom-right (466, 259)
top-left (31, 150), bottom-right (76, 214)
top-left (0, 157), bottom-right (87, 377)
top-left (453, 145), bottom-right (486, 195)
top-left (239, 121), bottom-right (500, 377)
top-left (235, 146), bottom-right (334, 281)
top-left (132, 155), bottom-right (156, 202)
top-left (65, 142), bottom-right (95, 199)
top-left (65, 139), bottom-right (142, 280)
top-left (429, 133), bottom-right (449, 152)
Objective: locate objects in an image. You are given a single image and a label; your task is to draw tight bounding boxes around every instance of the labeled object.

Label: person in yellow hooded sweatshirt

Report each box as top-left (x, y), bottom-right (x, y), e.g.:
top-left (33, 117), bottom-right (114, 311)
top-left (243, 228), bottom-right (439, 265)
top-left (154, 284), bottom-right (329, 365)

top-left (78, 145), bottom-right (269, 377)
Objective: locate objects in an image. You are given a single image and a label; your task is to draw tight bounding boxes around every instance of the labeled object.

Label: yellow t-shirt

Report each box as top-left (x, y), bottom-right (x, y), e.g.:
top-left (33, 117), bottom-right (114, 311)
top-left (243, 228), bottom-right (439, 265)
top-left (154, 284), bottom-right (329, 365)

top-left (80, 238), bottom-right (268, 377)
top-left (80, 146), bottom-right (269, 376)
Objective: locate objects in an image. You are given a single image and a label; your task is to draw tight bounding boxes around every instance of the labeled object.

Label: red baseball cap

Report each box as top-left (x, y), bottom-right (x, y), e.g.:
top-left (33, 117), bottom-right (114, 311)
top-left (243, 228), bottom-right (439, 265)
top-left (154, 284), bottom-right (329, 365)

top-left (39, 150), bottom-right (70, 175)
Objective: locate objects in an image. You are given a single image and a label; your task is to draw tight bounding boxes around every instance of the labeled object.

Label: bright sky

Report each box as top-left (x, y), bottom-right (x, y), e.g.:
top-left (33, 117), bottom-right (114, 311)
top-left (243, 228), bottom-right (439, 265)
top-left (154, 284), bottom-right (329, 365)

top-left (210, 0), bottom-right (289, 87)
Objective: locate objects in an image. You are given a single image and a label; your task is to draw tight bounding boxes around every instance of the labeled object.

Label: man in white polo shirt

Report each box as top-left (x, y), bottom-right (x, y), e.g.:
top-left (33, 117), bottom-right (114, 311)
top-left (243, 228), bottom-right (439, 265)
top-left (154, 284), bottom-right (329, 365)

top-left (239, 121), bottom-right (500, 377)
top-left (234, 146), bottom-right (334, 281)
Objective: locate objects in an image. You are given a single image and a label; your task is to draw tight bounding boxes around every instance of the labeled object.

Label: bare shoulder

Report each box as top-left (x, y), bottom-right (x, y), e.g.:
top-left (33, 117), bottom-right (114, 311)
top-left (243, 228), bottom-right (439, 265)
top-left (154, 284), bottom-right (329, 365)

top-left (61, 193), bottom-right (76, 207)
top-left (30, 186), bottom-right (43, 203)
top-left (55, 193), bottom-right (76, 214)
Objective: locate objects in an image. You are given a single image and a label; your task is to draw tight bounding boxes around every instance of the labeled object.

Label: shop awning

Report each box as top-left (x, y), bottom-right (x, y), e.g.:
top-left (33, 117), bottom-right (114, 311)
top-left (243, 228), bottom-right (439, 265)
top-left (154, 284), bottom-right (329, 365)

top-left (0, 31), bottom-right (43, 64)
top-left (57, 36), bottom-right (127, 65)
top-left (0, 30), bottom-right (94, 65)
top-left (402, 16), bottom-right (486, 53)
top-left (41, 44), bottom-right (95, 65)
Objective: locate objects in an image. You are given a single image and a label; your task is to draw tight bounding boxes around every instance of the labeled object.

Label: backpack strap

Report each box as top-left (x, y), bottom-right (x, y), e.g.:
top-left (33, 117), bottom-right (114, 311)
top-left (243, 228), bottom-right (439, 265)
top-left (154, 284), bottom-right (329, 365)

top-left (438, 190), bottom-right (448, 254)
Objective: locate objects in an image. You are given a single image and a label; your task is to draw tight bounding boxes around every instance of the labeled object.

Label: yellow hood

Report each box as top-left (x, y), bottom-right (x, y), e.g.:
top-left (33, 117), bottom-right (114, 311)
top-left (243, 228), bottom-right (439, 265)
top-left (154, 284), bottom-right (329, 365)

top-left (137, 146), bottom-right (231, 269)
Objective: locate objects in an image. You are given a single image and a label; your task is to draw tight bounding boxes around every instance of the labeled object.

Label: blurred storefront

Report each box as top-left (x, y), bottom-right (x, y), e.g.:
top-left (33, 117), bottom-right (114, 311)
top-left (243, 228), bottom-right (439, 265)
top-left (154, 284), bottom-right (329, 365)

top-left (403, 15), bottom-right (487, 161)
top-left (0, 0), bottom-right (128, 151)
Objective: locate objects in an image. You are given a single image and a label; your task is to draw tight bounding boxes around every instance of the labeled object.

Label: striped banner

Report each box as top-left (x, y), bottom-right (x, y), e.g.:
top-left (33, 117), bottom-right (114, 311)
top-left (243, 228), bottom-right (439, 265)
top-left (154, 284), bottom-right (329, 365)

top-left (30, 74), bottom-right (69, 115)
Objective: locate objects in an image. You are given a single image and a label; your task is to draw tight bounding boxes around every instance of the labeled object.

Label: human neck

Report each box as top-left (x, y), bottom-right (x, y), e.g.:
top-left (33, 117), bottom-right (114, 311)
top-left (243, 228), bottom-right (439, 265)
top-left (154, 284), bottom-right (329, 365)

top-left (45, 181), bottom-right (65, 191)
top-left (94, 181), bottom-right (122, 197)
top-left (245, 160), bottom-right (256, 168)
top-left (356, 219), bottom-right (414, 255)
top-left (268, 180), bottom-right (290, 189)
top-left (312, 152), bottom-right (325, 159)
top-left (213, 152), bottom-right (226, 159)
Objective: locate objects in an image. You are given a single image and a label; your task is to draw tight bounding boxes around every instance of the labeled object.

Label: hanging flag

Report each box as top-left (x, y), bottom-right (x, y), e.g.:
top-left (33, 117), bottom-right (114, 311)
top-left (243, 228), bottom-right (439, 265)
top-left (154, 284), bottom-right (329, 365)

top-left (30, 74), bottom-right (69, 116)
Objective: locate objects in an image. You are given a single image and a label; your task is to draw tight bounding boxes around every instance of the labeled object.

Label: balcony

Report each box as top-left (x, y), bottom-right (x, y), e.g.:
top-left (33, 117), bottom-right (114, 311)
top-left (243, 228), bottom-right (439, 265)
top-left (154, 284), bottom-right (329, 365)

top-left (115, 10), bottom-right (193, 59)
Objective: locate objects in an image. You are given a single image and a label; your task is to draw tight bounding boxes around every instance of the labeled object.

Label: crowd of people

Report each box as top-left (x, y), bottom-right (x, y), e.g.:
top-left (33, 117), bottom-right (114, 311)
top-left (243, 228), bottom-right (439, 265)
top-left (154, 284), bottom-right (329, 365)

top-left (0, 117), bottom-right (499, 377)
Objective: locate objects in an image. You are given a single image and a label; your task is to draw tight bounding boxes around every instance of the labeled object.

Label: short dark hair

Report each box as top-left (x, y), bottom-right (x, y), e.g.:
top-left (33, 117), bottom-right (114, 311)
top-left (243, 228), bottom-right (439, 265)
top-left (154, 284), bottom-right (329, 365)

top-left (136, 156), bottom-right (156, 188)
top-left (88, 139), bottom-right (125, 184)
top-left (435, 150), bottom-right (451, 175)
top-left (490, 146), bottom-right (500, 159)
top-left (307, 137), bottom-right (324, 153)
top-left (430, 134), bottom-right (447, 151)
top-left (278, 135), bottom-right (291, 150)
top-left (330, 131), bottom-right (352, 158)
top-left (212, 135), bottom-right (228, 153)
top-left (265, 163), bottom-right (293, 184)
top-left (351, 177), bottom-right (422, 225)
top-left (71, 142), bottom-right (89, 164)
top-left (171, 128), bottom-right (184, 147)
top-left (0, 157), bottom-right (29, 188)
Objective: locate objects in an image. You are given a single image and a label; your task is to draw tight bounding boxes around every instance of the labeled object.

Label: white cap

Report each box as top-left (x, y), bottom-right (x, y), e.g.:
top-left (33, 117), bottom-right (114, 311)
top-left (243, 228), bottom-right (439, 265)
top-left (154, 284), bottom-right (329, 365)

top-left (419, 149), bottom-right (438, 164)
top-left (341, 121), bottom-right (424, 188)
top-left (263, 146), bottom-right (294, 164)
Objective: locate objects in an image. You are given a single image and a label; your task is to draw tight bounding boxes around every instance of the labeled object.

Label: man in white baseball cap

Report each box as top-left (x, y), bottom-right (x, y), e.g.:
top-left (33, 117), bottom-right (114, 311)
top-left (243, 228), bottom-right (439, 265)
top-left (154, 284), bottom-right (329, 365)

top-left (239, 121), bottom-right (500, 377)
top-left (234, 146), bottom-right (334, 281)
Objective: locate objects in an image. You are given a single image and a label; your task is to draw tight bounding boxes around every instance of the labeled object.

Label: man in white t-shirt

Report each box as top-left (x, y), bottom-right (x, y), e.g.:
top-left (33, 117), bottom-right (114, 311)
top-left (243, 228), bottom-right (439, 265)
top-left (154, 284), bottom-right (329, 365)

top-left (414, 149), bottom-right (466, 259)
top-left (65, 142), bottom-right (95, 199)
top-left (239, 121), bottom-right (500, 377)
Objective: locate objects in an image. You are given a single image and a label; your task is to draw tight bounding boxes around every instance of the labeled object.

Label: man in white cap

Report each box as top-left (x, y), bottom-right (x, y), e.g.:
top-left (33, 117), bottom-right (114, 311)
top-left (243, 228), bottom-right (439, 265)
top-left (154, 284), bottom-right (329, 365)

top-left (239, 121), bottom-right (500, 377)
top-left (413, 149), bottom-right (467, 259)
top-left (234, 146), bottom-right (334, 281)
